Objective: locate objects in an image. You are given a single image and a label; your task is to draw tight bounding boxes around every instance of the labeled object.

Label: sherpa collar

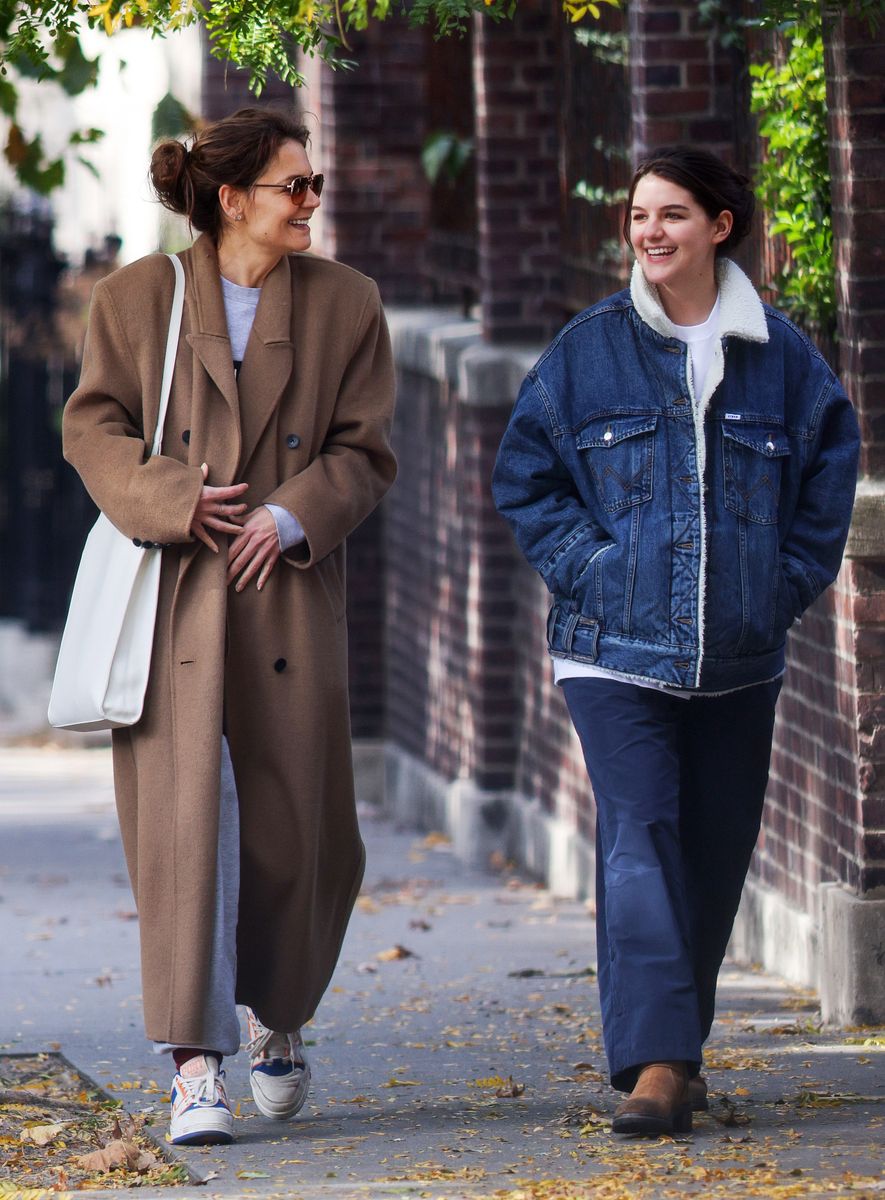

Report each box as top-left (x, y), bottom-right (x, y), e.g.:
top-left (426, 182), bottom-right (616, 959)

top-left (630, 257), bottom-right (769, 346)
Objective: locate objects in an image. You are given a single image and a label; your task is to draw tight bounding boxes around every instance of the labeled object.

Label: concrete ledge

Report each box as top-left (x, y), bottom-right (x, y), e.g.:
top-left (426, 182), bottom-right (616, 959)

top-left (386, 307), bottom-right (482, 391)
top-left (374, 741), bottom-right (595, 896)
top-left (819, 882), bottom-right (885, 1024)
top-left (845, 476), bottom-right (885, 560)
top-left (386, 305), bottom-right (539, 406)
top-left (729, 876), bottom-right (818, 989)
top-left (352, 740), bottom-right (386, 809)
top-left (0, 620), bottom-right (59, 741)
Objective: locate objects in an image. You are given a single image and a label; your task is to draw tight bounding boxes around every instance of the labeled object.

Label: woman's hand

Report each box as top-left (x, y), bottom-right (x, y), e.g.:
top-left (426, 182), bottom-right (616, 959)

top-left (227, 505), bottom-right (280, 592)
top-left (190, 463), bottom-right (249, 553)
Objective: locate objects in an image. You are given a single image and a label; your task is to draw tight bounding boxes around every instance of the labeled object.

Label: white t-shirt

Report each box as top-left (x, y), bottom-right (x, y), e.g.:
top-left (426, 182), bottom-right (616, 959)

top-left (671, 293), bottom-right (721, 400)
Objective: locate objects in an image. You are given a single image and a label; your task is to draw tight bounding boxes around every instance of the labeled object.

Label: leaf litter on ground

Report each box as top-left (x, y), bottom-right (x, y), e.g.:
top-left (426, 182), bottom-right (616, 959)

top-left (0, 1053), bottom-right (188, 1191)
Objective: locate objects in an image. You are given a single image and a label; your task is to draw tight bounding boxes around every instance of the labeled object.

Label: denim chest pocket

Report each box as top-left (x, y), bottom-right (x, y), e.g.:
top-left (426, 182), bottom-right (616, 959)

top-left (722, 424), bottom-right (790, 525)
top-left (575, 415), bottom-right (657, 513)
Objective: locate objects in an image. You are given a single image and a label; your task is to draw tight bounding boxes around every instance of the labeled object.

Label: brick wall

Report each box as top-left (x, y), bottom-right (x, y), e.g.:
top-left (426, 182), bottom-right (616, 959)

top-left (382, 356), bottom-right (522, 790)
top-left (759, 577), bottom-right (862, 912)
top-left (628, 1), bottom-right (745, 160)
top-left (825, 9), bottom-right (885, 895)
top-left (472, 8), bottom-right (563, 343)
top-left (315, 19), bottom-right (431, 303)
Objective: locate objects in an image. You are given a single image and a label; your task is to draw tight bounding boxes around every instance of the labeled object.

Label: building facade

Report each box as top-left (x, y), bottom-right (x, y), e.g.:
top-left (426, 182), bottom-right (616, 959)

top-left (285, 2), bottom-right (885, 1023)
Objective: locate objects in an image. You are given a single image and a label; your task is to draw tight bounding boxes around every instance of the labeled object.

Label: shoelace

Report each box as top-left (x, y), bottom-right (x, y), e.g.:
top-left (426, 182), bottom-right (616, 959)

top-left (176, 1065), bottom-right (224, 1107)
top-left (246, 1012), bottom-right (303, 1064)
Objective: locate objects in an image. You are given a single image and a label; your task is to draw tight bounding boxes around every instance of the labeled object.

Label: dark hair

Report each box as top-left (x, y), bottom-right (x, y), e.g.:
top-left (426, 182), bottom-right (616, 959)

top-left (150, 107), bottom-right (311, 242)
top-left (623, 145), bottom-right (755, 256)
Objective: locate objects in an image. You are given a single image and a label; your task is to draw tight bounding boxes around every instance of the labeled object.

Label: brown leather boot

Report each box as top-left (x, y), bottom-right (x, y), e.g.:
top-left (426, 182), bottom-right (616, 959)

top-left (687, 1074), bottom-right (708, 1112)
top-left (612, 1061), bottom-right (692, 1135)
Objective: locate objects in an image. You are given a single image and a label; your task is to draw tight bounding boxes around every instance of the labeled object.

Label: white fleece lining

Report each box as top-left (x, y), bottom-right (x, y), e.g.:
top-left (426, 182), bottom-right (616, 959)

top-left (630, 258), bottom-right (770, 686)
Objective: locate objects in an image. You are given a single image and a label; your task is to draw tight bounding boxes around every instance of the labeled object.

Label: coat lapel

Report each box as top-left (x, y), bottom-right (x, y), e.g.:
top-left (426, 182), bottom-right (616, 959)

top-left (183, 236), bottom-right (241, 465)
top-left (236, 253), bottom-right (295, 471)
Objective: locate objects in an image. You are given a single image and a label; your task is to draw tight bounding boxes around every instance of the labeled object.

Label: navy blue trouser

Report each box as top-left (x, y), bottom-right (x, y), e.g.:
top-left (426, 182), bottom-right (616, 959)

top-left (561, 675), bottom-right (781, 1092)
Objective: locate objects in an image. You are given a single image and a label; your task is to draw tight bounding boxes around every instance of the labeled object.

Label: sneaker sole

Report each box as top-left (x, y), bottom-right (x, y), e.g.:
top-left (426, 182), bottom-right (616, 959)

top-left (171, 1127), bottom-right (234, 1146)
top-left (250, 1071), bottom-right (310, 1121)
top-left (170, 1109), bottom-right (234, 1145)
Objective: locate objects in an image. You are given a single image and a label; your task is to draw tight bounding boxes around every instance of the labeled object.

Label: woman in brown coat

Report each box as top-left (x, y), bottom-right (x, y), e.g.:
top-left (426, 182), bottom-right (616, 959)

top-left (63, 108), bottom-right (396, 1145)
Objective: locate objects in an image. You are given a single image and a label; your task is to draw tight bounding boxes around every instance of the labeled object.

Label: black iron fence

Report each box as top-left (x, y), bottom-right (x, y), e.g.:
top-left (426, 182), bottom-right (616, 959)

top-left (0, 202), bottom-right (97, 634)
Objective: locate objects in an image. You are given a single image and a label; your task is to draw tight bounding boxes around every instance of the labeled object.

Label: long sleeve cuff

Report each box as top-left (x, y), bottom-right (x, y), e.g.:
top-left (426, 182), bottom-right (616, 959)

top-left (264, 503), bottom-right (306, 552)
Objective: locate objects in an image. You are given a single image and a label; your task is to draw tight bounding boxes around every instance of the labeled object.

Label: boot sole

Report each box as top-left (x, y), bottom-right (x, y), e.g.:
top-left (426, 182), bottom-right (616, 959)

top-left (612, 1103), bottom-right (692, 1136)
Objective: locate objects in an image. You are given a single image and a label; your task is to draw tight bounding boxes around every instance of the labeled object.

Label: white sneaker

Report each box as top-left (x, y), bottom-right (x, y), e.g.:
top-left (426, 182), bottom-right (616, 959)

top-left (169, 1054), bottom-right (234, 1145)
top-left (245, 1007), bottom-right (311, 1120)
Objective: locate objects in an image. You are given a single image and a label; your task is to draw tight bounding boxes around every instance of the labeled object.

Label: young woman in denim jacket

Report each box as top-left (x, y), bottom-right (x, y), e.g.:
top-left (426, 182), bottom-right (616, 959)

top-left (492, 147), bottom-right (859, 1135)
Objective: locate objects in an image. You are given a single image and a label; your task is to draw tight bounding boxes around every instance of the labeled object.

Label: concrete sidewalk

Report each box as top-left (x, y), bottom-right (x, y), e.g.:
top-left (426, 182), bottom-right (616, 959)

top-left (1, 745), bottom-right (884, 1199)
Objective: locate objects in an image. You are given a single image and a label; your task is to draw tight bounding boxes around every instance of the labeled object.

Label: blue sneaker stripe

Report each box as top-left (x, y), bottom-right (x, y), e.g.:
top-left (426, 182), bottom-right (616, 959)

top-left (253, 1059), bottom-right (297, 1078)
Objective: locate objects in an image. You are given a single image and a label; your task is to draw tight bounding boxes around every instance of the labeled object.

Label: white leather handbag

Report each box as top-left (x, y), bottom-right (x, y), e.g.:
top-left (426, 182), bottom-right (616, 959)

top-left (48, 253), bottom-right (186, 732)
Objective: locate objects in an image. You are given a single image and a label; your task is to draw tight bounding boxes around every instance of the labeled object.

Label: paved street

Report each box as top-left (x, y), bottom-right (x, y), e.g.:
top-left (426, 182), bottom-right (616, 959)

top-left (1, 746), bottom-right (884, 1199)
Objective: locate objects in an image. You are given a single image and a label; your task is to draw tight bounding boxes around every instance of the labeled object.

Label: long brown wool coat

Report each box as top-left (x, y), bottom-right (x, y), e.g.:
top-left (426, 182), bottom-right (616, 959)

top-left (63, 235), bottom-right (396, 1045)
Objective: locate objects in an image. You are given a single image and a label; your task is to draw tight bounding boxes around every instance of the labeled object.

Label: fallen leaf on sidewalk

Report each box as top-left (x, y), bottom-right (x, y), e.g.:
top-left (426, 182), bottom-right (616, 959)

top-left (20, 1123), bottom-right (67, 1145)
top-left (381, 1076), bottom-right (421, 1088)
top-left (494, 1076), bottom-right (525, 1098)
top-left (76, 1139), bottom-right (157, 1172)
top-left (711, 1097), bottom-right (751, 1127)
top-left (376, 944), bottom-right (417, 962)
top-left (236, 1169), bottom-right (271, 1179)
top-left (420, 831), bottom-right (451, 849)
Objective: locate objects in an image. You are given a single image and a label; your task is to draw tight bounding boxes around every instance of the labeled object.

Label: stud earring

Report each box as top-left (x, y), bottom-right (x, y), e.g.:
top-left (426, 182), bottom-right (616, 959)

top-left (235, 213), bottom-right (243, 222)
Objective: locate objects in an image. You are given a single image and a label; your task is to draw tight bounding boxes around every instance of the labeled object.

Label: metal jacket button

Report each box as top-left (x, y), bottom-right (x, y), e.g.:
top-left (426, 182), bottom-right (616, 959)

top-left (603, 429), bottom-right (613, 444)
top-left (766, 439), bottom-right (775, 453)
top-left (286, 434), bottom-right (301, 449)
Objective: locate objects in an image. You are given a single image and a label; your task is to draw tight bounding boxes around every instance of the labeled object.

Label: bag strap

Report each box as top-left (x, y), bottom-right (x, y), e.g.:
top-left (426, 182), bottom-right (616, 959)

top-left (149, 252), bottom-right (186, 459)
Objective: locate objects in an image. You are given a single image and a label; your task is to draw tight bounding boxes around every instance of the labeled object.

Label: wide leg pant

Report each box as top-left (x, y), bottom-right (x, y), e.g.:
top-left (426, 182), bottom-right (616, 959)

top-left (561, 676), bottom-right (781, 1092)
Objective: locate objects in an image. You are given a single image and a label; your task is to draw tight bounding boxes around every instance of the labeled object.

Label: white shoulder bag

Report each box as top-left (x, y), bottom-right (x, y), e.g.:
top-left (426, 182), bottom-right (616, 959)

top-left (48, 253), bottom-right (186, 732)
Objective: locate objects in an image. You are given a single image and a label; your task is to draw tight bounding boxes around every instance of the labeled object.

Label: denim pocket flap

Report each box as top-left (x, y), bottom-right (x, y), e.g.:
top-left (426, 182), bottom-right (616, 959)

top-left (722, 425), bottom-right (790, 458)
top-left (575, 414), bottom-right (658, 450)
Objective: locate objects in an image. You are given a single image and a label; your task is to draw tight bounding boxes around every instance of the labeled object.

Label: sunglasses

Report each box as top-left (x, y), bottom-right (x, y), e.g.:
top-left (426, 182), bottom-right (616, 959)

top-left (252, 174), bottom-right (325, 202)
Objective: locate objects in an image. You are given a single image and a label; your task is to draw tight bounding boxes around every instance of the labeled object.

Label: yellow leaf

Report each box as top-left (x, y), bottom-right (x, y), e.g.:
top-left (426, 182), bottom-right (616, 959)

top-left (20, 1122), bottom-right (66, 1145)
top-left (381, 1076), bottom-right (421, 1088)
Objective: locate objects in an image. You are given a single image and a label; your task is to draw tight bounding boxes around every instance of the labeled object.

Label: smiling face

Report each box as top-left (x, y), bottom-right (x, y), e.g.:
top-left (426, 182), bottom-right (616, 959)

top-left (220, 138), bottom-right (320, 267)
top-left (629, 173), bottom-right (732, 303)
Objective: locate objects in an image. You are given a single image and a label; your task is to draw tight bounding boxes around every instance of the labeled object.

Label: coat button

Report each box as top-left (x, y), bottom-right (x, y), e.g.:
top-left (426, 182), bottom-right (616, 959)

top-left (286, 433), bottom-right (301, 449)
top-left (273, 658), bottom-right (287, 673)
top-left (182, 429), bottom-right (191, 444)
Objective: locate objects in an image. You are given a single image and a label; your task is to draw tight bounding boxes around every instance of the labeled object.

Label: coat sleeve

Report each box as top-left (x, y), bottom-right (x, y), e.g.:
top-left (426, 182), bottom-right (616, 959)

top-left (264, 282), bottom-right (397, 567)
top-left (779, 371), bottom-right (860, 617)
top-left (63, 275), bottom-right (204, 544)
top-left (492, 373), bottom-right (613, 599)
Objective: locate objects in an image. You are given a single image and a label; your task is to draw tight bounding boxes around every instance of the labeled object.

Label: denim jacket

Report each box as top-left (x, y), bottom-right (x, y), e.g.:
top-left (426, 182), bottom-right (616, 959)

top-left (492, 260), bottom-right (860, 692)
